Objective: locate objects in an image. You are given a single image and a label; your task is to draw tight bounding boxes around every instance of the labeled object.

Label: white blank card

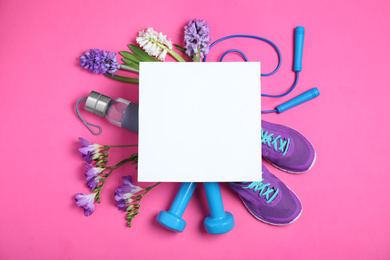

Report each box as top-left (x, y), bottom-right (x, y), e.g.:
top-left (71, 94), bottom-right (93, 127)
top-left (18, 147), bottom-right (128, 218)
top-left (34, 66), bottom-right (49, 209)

top-left (138, 62), bottom-right (261, 182)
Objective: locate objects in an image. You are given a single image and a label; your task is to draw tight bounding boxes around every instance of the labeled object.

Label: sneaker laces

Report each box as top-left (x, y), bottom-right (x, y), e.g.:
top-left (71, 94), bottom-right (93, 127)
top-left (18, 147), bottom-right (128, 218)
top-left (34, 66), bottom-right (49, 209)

top-left (243, 180), bottom-right (279, 204)
top-left (261, 128), bottom-right (290, 156)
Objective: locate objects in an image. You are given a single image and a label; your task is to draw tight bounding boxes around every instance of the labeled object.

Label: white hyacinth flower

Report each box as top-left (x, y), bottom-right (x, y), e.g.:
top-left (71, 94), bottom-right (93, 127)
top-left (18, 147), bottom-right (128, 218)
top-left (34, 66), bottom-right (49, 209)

top-left (136, 28), bottom-right (173, 61)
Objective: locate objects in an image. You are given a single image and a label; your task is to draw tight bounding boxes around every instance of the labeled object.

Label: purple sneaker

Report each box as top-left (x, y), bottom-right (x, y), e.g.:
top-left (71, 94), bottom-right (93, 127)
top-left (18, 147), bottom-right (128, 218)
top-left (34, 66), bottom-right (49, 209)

top-left (228, 164), bottom-right (302, 225)
top-left (262, 120), bottom-right (316, 173)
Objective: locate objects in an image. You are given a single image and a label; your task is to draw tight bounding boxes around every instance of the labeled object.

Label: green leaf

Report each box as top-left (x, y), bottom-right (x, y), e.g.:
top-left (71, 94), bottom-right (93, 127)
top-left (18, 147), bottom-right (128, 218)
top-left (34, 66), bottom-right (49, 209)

top-left (104, 74), bottom-right (139, 84)
top-left (119, 51), bottom-right (142, 63)
top-left (128, 44), bottom-right (159, 62)
top-left (121, 58), bottom-right (140, 71)
top-left (174, 44), bottom-right (191, 59)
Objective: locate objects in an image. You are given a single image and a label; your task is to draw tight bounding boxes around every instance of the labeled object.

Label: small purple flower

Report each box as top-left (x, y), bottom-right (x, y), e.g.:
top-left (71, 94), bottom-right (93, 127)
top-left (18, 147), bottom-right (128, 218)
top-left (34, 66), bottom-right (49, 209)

top-left (79, 49), bottom-right (120, 76)
top-left (87, 176), bottom-right (102, 190)
top-left (78, 137), bottom-right (103, 163)
top-left (84, 163), bottom-right (104, 181)
top-left (75, 193), bottom-right (97, 216)
top-left (114, 176), bottom-right (143, 210)
top-left (184, 19), bottom-right (211, 61)
top-left (84, 163), bottom-right (104, 190)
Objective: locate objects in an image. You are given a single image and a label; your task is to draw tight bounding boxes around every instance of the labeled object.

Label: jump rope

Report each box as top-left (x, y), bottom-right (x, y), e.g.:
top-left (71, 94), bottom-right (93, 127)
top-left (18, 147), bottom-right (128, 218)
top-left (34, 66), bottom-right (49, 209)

top-left (204, 26), bottom-right (319, 113)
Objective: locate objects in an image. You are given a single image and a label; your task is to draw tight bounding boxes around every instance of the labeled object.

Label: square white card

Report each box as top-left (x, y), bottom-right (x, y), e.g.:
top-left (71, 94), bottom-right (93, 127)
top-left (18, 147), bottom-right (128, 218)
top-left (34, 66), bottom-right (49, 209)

top-left (138, 62), bottom-right (261, 182)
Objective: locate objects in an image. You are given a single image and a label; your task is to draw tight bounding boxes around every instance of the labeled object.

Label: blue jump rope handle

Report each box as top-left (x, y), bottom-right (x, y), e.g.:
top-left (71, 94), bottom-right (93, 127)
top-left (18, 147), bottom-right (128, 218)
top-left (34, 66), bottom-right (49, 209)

top-left (156, 182), bottom-right (198, 232)
top-left (276, 27), bottom-right (319, 112)
top-left (294, 26), bottom-right (305, 72)
top-left (203, 182), bottom-right (235, 234)
top-left (276, 87), bottom-right (320, 113)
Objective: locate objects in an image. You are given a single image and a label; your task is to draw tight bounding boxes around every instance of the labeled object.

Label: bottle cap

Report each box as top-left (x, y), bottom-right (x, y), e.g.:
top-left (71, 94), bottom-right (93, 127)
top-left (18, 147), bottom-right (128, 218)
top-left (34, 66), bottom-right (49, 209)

top-left (85, 91), bottom-right (112, 117)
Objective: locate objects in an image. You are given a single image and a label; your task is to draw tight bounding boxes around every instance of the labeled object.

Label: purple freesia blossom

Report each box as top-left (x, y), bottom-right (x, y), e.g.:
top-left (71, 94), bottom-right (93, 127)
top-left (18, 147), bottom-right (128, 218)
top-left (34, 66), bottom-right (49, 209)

top-left (78, 137), bottom-right (103, 163)
top-left (75, 193), bottom-right (97, 216)
top-left (114, 176), bottom-right (143, 210)
top-left (84, 163), bottom-right (104, 181)
top-left (79, 49), bottom-right (120, 76)
top-left (84, 163), bottom-right (104, 190)
top-left (184, 19), bottom-right (211, 60)
top-left (87, 176), bottom-right (102, 190)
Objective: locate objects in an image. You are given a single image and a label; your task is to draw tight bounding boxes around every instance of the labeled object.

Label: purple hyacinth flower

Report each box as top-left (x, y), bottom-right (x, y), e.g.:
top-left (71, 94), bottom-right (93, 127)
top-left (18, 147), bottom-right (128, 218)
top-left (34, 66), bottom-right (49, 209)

top-left (79, 49), bottom-right (120, 76)
top-left (75, 193), bottom-right (96, 216)
top-left (184, 19), bottom-right (211, 60)
top-left (78, 137), bottom-right (102, 163)
top-left (114, 176), bottom-right (143, 210)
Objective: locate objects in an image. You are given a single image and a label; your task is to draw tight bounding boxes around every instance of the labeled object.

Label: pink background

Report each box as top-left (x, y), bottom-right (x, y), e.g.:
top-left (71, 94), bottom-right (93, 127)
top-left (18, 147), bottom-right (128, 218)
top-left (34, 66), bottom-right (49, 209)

top-left (1, 0), bottom-right (389, 259)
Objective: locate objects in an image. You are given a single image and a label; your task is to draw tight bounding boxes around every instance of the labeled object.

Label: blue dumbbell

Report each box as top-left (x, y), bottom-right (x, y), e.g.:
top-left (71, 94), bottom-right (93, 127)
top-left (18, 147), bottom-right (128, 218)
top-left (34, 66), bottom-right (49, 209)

top-left (203, 182), bottom-right (235, 234)
top-left (156, 182), bottom-right (197, 232)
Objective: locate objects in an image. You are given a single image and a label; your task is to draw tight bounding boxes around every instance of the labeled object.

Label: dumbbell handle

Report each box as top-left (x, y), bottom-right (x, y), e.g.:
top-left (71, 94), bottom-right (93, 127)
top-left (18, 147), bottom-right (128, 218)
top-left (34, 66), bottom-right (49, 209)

top-left (169, 182), bottom-right (197, 216)
top-left (203, 182), bottom-right (226, 218)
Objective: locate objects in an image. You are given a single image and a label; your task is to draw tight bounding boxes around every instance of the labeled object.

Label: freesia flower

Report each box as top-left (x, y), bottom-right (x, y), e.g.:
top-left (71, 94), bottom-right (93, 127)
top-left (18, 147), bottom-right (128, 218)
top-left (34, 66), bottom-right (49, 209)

top-left (79, 49), bottom-right (120, 75)
top-left (78, 137), bottom-right (103, 163)
top-left (136, 28), bottom-right (173, 61)
top-left (83, 163), bottom-right (104, 190)
top-left (114, 176), bottom-right (143, 210)
top-left (184, 19), bottom-right (211, 61)
top-left (87, 176), bottom-right (102, 190)
top-left (75, 193), bottom-right (97, 216)
top-left (84, 163), bottom-right (104, 181)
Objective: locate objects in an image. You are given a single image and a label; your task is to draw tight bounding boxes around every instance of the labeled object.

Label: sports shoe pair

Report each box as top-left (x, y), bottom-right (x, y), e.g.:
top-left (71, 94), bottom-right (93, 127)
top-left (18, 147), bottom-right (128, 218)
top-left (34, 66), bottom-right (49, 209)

top-left (228, 120), bottom-right (316, 225)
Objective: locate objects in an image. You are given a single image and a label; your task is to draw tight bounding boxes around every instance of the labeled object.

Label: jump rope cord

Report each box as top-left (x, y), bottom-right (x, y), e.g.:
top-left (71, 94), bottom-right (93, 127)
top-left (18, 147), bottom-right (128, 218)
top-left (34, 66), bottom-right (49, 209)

top-left (203, 35), bottom-right (299, 113)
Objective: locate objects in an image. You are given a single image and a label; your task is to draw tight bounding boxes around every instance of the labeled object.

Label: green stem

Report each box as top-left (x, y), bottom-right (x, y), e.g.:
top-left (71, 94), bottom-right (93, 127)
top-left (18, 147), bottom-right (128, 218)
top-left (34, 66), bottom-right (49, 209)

top-left (145, 182), bottom-right (161, 192)
top-left (137, 182), bottom-right (161, 199)
top-left (193, 46), bottom-right (201, 62)
top-left (152, 40), bottom-right (186, 62)
top-left (167, 49), bottom-right (186, 62)
top-left (108, 145), bottom-right (138, 148)
top-left (95, 168), bottom-right (114, 203)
